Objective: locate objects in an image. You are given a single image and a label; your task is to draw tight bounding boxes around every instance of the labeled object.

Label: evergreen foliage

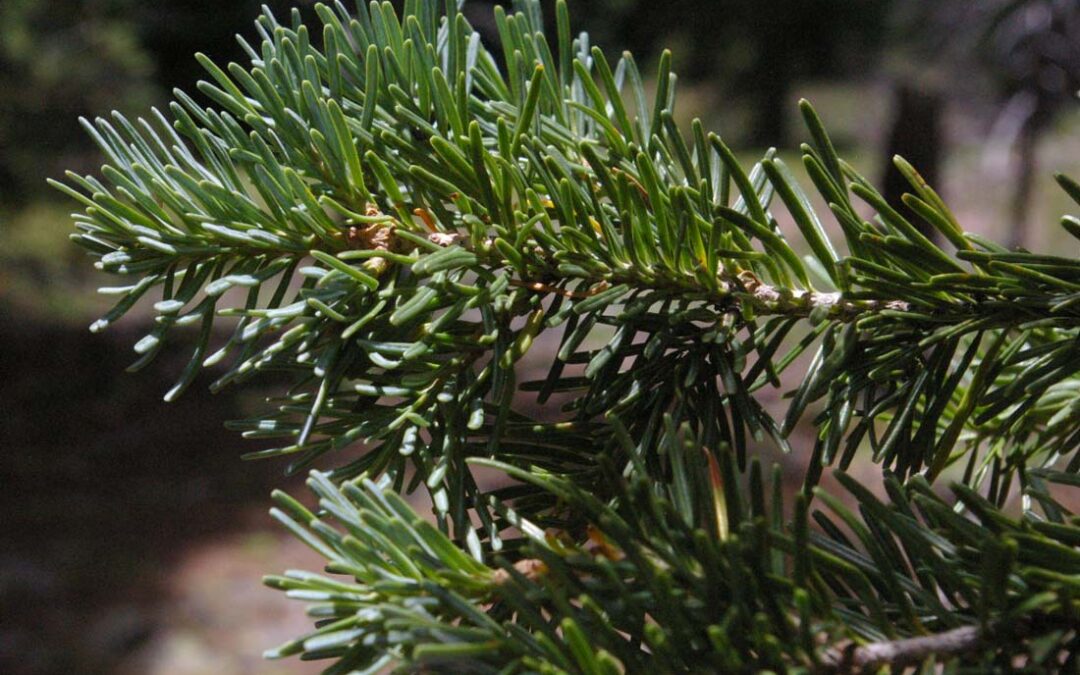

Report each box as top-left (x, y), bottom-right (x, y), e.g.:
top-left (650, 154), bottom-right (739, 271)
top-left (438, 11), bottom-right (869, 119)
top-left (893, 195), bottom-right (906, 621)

top-left (56, 1), bottom-right (1080, 671)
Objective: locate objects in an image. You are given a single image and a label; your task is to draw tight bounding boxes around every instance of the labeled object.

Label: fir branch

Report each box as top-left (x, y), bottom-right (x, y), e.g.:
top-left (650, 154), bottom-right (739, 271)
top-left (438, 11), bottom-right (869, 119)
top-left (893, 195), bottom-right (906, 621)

top-left (54, 1), bottom-right (1080, 671)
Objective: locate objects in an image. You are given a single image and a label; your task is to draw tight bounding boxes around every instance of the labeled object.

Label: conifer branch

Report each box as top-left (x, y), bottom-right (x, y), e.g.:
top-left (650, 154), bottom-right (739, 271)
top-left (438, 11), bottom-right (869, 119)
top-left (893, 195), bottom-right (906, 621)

top-left (56, 1), bottom-right (1080, 671)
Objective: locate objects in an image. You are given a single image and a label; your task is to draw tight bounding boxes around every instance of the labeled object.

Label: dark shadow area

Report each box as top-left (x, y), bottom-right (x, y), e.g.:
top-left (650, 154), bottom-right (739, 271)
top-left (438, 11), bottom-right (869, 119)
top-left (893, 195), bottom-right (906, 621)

top-left (0, 312), bottom-right (291, 675)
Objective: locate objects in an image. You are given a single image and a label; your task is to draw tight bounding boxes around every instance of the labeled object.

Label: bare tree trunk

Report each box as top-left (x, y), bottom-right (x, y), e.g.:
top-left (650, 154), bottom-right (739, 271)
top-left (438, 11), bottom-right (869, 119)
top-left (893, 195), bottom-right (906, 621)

top-left (882, 83), bottom-right (943, 241)
top-left (751, 74), bottom-right (790, 150)
top-left (1009, 118), bottom-right (1038, 250)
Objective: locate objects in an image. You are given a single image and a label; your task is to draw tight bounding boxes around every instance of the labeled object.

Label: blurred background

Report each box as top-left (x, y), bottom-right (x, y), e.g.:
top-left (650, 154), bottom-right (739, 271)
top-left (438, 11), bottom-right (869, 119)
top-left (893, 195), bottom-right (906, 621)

top-left (2, 1), bottom-right (1078, 673)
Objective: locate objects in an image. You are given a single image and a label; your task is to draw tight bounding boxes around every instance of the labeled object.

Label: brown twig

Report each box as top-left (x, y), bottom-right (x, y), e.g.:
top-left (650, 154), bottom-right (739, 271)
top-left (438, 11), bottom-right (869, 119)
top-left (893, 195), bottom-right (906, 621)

top-left (823, 625), bottom-right (981, 672)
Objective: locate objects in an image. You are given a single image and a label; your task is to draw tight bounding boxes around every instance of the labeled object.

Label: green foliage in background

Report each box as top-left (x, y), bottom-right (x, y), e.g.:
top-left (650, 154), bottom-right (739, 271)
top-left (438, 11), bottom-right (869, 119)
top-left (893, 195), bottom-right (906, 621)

top-left (57, 0), bottom-right (1080, 671)
top-left (0, 0), bottom-right (158, 200)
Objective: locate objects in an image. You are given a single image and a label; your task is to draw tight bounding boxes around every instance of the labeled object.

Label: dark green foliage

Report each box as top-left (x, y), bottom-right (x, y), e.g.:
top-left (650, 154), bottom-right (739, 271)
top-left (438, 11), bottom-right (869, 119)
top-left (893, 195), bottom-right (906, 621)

top-left (266, 459), bottom-right (1080, 672)
top-left (58, 1), bottom-right (1079, 671)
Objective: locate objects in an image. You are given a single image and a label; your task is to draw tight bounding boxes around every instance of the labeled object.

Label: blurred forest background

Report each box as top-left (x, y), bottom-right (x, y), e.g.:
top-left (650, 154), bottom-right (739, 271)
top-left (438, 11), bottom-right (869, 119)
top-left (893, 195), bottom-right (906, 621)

top-left (2, 1), bottom-right (1078, 673)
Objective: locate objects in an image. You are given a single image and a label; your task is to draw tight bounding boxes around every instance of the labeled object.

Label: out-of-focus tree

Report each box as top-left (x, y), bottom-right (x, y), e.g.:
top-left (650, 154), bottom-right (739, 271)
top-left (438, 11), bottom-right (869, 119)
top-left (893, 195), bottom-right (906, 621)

top-left (589, 0), bottom-right (888, 147)
top-left (129, 0), bottom-right (307, 94)
top-left (465, 0), bottom-right (888, 147)
top-left (885, 0), bottom-right (1080, 247)
top-left (0, 0), bottom-right (315, 204)
top-left (877, 2), bottom-right (955, 239)
top-left (880, 85), bottom-right (944, 240)
top-left (0, 0), bottom-right (158, 202)
top-left (981, 0), bottom-right (1080, 247)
